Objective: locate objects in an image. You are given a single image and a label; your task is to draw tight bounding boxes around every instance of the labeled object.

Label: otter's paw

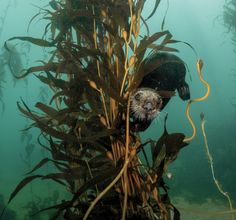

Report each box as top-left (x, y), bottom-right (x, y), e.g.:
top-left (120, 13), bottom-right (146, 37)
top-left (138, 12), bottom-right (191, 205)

top-left (177, 82), bottom-right (190, 100)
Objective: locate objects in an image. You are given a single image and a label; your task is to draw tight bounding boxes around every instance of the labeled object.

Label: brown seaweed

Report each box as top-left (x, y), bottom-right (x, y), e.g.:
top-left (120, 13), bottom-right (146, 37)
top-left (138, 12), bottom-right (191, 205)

top-left (5, 1), bottom-right (189, 220)
top-left (152, 114), bottom-right (188, 175)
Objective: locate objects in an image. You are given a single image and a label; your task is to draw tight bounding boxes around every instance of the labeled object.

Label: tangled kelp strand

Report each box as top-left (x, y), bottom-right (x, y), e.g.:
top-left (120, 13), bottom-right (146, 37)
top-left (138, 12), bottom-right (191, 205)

top-left (200, 112), bottom-right (235, 220)
top-left (83, 155), bottom-right (132, 220)
top-left (184, 59), bottom-right (211, 143)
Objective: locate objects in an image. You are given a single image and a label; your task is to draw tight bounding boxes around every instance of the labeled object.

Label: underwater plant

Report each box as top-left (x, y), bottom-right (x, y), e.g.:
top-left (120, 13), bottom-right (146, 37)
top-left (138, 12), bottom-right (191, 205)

top-left (0, 1), bottom-right (12, 40)
top-left (0, 41), bottom-right (29, 115)
top-left (2, 42), bottom-right (29, 86)
top-left (0, 194), bottom-right (16, 220)
top-left (20, 129), bottom-right (35, 171)
top-left (0, 72), bottom-right (5, 115)
top-left (22, 190), bottom-right (61, 220)
top-left (0, 0), bottom-right (214, 220)
top-left (223, 0), bottom-right (236, 47)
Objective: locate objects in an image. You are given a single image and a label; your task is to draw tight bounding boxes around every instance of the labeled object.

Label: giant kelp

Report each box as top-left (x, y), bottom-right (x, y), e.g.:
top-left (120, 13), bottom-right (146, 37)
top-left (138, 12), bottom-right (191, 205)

top-left (0, 0), bottom-right (23, 109)
top-left (2, 1), bottom-right (206, 219)
top-left (223, 0), bottom-right (236, 47)
top-left (0, 42), bottom-right (28, 116)
top-left (0, 194), bottom-right (16, 220)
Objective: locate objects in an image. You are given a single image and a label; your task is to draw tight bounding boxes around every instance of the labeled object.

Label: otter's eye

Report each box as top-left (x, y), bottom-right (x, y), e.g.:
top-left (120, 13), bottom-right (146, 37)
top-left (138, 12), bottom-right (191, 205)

top-left (135, 93), bottom-right (141, 101)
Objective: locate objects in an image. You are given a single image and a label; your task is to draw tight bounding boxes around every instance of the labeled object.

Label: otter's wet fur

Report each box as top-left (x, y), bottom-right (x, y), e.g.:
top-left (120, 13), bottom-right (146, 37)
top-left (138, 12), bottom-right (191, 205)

top-left (130, 52), bottom-right (190, 132)
top-left (131, 88), bottom-right (162, 121)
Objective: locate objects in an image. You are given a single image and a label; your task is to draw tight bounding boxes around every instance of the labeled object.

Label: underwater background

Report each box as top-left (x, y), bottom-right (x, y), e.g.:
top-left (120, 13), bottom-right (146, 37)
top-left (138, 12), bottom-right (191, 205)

top-left (0, 0), bottom-right (235, 219)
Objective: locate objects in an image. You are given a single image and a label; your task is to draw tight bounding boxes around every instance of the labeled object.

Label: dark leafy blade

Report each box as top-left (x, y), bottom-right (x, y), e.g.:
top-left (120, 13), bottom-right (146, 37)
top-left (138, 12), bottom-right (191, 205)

top-left (39, 172), bottom-right (69, 187)
top-left (153, 144), bottom-right (166, 170)
top-left (35, 102), bottom-right (58, 116)
top-left (35, 102), bottom-right (76, 126)
top-left (141, 16), bottom-right (150, 36)
top-left (168, 39), bottom-right (198, 58)
top-left (32, 200), bottom-right (73, 216)
top-left (135, 31), bottom-right (169, 55)
top-left (73, 163), bottom-right (121, 199)
top-left (45, 71), bottom-right (68, 89)
top-left (148, 44), bottom-right (179, 52)
top-left (152, 114), bottom-right (168, 162)
top-left (161, 0), bottom-right (169, 30)
top-left (17, 101), bottom-right (40, 121)
top-left (152, 114), bottom-right (188, 168)
top-left (152, 132), bottom-right (167, 166)
top-left (13, 63), bottom-right (59, 79)
top-left (35, 74), bottom-right (65, 89)
top-left (19, 99), bottom-right (78, 143)
top-left (145, 0), bottom-right (161, 21)
top-left (88, 154), bottom-right (113, 168)
top-left (42, 173), bottom-right (74, 181)
top-left (173, 205), bottom-right (181, 220)
top-left (25, 157), bottom-right (69, 175)
top-left (8, 175), bottom-right (42, 204)
top-left (27, 12), bottom-right (42, 33)
top-left (164, 133), bottom-right (188, 157)
top-left (5, 36), bottom-right (55, 47)
top-left (0, 206), bottom-right (7, 219)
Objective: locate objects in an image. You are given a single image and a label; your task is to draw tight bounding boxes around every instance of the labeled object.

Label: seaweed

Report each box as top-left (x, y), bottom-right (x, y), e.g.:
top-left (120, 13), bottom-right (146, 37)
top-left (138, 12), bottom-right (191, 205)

top-left (0, 194), bottom-right (16, 220)
top-left (17, 190), bottom-right (63, 220)
top-left (2, 1), bottom-right (210, 220)
top-left (222, 0), bottom-right (236, 50)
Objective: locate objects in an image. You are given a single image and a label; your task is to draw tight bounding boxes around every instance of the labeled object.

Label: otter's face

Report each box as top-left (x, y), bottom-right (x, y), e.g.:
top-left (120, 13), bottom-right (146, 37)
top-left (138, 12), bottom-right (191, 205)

top-left (130, 88), bottom-right (163, 121)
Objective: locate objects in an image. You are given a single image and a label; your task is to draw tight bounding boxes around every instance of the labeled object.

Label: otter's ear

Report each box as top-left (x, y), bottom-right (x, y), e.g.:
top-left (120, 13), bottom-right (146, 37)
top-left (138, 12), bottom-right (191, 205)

top-left (177, 82), bottom-right (190, 100)
top-left (158, 90), bottom-right (175, 98)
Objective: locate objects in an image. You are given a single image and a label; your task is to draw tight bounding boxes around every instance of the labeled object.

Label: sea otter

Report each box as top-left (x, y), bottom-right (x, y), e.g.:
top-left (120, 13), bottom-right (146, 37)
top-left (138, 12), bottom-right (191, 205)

top-left (130, 52), bottom-right (190, 132)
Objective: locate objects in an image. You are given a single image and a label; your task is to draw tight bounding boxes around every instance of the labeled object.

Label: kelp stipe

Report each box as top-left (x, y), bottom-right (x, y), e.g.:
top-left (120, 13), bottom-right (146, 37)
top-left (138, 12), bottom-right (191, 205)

top-left (183, 59), bottom-right (211, 143)
top-left (174, 113), bottom-right (236, 218)
top-left (200, 112), bottom-right (235, 220)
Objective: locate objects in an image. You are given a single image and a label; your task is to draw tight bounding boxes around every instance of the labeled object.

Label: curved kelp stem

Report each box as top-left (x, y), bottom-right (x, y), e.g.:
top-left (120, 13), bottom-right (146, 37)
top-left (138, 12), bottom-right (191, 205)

top-left (122, 96), bottom-right (131, 220)
top-left (120, 0), bottom-right (134, 97)
top-left (92, 5), bottom-right (110, 128)
top-left (200, 112), bottom-right (235, 220)
top-left (82, 158), bottom-right (130, 220)
top-left (183, 59), bottom-right (211, 143)
top-left (83, 96), bottom-right (132, 220)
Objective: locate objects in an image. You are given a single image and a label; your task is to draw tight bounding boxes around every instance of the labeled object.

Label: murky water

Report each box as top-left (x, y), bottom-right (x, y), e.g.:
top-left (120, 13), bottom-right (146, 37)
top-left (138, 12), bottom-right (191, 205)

top-left (0, 0), bottom-right (235, 219)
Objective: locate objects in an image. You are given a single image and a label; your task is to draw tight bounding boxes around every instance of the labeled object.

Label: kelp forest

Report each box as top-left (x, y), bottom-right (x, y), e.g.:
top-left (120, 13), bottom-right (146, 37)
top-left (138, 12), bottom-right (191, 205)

top-left (223, 0), bottom-right (236, 49)
top-left (0, 0), bottom-right (236, 220)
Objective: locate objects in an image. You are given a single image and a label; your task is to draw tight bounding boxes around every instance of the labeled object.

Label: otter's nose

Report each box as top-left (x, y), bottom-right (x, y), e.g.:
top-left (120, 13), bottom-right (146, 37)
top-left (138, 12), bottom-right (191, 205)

top-left (143, 102), bottom-right (153, 111)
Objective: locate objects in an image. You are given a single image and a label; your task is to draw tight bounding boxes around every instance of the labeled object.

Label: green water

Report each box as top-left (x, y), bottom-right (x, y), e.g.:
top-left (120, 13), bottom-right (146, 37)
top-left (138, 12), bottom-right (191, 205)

top-left (0, 0), bottom-right (235, 219)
